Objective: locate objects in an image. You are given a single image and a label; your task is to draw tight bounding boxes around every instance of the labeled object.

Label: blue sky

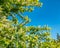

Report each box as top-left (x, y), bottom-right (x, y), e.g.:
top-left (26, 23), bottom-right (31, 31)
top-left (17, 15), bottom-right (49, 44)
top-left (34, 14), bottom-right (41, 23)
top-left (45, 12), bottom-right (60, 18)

top-left (23, 0), bottom-right (60, 39)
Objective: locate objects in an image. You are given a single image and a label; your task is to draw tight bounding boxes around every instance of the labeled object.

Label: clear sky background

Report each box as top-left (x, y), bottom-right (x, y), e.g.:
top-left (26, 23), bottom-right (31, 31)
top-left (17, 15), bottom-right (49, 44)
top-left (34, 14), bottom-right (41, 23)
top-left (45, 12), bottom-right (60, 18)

top-left (22, 0), bottom-right (60, 39)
